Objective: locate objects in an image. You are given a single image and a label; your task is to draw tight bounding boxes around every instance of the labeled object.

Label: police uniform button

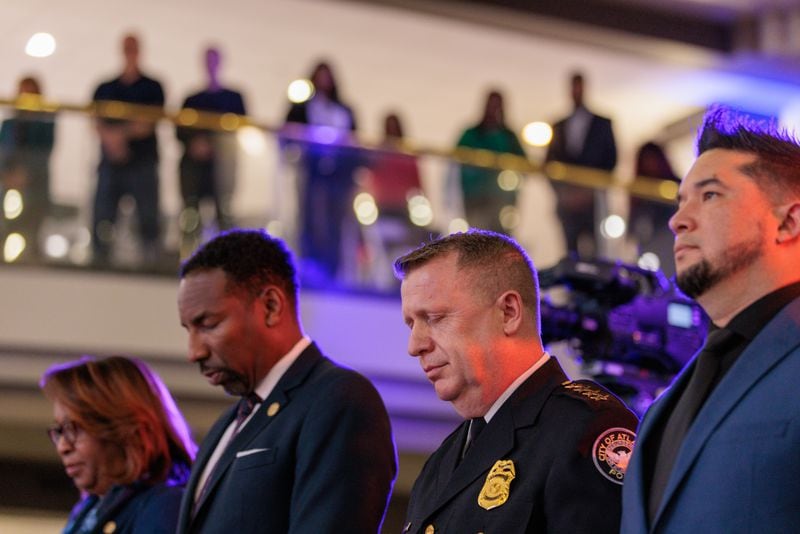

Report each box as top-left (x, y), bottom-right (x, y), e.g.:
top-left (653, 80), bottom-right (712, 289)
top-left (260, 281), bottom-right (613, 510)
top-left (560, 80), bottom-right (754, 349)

top-left (103, 521), bottom-right (116, 534)
top-left (267, 402), bottom-right (280, 417)
top-left (425, 524), bottom-right (435, 534)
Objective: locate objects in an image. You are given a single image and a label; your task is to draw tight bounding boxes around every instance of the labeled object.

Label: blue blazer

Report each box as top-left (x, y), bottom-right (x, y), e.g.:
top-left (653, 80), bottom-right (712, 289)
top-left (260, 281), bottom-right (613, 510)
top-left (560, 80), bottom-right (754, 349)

top-left (64, 481), bottom-right (183, 534)
top-left (546, 112), bottom-right (617, 171)
top-left (177, 343), bottom-right (397, 534)
top-left (621, 296), bottom-right (800, 534)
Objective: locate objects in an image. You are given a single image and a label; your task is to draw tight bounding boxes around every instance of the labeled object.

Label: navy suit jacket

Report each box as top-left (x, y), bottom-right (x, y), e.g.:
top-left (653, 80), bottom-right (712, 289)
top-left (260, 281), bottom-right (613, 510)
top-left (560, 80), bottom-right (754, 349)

top-left (64, 481), bottom-right (183, 534)
top-left (621, 296), bottom-right (800, 534)
top-left (546, 112), bottom-right (617, 171)
top-left (403, 357), bottom-right (638, 534)
top-left (177, 343), bottom-right (397, 534)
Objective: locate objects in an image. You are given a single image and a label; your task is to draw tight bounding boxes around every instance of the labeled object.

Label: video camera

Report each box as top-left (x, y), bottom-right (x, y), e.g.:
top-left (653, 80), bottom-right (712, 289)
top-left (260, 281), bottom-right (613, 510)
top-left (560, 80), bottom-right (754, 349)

top-left (539, 257), bottom-right (708, 414)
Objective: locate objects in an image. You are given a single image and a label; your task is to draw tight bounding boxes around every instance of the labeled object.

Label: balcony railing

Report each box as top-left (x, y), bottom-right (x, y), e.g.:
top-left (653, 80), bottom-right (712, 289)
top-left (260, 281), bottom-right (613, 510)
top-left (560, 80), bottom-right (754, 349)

top-left (0, 96), bottom-right (678, 292)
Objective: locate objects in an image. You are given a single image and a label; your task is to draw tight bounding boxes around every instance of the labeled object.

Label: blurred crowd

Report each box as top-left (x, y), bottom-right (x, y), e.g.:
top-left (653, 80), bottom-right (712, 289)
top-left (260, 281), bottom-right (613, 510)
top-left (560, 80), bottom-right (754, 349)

top-left (0, 32), bottom-right (680, 284)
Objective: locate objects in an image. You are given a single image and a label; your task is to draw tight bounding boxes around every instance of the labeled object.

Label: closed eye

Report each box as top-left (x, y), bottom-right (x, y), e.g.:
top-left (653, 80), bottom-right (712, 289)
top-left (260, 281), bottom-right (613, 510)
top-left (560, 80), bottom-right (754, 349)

top-left (426, 314), bottom-right (444, 325)
top-left (201, 319), bottom-right (220, 330)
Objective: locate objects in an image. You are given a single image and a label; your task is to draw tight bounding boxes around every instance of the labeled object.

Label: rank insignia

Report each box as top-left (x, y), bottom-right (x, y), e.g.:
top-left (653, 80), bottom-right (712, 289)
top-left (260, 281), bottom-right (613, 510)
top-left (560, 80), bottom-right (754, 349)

top-left (562, 381), bottom-right (610, 402)
top-left (477, 459), bottom-right (516, 510)
top-left (592, 427), bottom-right (636, 485)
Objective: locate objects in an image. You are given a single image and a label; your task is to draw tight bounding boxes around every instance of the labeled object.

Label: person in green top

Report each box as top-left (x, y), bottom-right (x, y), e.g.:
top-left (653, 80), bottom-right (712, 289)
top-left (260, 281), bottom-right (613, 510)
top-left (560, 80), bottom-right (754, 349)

top-left (0, 75), bottom-right (56, 260)
top-left (455, 90), bottom-right (526, 234)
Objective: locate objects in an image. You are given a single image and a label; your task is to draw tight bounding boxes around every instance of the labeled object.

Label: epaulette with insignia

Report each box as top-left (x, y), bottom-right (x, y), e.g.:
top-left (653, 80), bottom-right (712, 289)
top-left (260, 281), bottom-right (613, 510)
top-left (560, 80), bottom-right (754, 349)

top-left (560, 380), bottom-right (611, 402)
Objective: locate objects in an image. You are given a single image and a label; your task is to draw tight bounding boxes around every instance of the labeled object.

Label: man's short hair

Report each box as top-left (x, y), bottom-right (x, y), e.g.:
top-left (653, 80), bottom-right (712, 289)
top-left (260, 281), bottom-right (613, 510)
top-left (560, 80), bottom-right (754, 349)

top-left (697, 106), bottom-right (800, 202)
top-left (180, 229), bottom-right (299, 308)
top-left (394, 230), bottom-right (539, 317)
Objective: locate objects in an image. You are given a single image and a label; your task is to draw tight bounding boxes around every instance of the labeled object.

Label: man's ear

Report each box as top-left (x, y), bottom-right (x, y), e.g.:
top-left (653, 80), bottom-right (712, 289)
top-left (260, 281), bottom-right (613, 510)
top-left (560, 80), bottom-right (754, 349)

top-left (776, 202), bottom-right (800, 244)
top-left (497, 290), bottom-right (524, 336)
top-left (259, 286), bottom-right (284, 327)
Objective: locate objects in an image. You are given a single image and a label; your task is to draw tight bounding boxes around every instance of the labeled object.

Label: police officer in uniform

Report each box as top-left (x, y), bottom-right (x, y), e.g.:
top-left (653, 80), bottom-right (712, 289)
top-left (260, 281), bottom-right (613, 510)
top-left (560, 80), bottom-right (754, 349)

top-left (396, 230), bottom-right (637, 533)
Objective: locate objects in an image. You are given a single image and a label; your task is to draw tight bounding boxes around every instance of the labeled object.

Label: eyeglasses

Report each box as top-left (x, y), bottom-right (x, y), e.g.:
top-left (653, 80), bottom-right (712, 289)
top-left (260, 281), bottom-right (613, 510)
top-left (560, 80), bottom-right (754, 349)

top-left (46, 421), bottom-right (81, 446)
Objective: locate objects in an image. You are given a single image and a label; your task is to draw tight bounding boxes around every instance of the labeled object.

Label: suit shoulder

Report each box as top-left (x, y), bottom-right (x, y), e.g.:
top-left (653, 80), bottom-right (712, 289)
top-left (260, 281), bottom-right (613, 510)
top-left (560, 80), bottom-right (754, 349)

top-left (115, 482), bottom-right (184, 533)
top-left (308, 356), bottom-right (385, 406)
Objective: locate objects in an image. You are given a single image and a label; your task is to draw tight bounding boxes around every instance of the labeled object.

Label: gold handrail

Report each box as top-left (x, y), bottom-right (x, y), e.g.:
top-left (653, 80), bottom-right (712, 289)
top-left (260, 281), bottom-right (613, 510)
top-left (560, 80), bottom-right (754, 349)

top-left (0, 96), bottom-right (677, 205)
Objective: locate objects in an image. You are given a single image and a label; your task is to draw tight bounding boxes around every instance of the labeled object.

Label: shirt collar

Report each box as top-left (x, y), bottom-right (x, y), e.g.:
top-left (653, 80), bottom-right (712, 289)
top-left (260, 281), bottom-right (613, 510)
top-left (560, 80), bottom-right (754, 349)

top-left (484, 352), bottom-right (550, 423)
top-left (253, 336), bottom-right (312, 401)
top-left (725, 281), bottom-right (800, 341)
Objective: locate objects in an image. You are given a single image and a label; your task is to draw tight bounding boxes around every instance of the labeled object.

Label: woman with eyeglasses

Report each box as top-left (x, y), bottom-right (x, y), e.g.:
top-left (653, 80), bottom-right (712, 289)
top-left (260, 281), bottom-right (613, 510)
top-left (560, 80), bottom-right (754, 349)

top-left (41, 356), bottom-right (197, 534)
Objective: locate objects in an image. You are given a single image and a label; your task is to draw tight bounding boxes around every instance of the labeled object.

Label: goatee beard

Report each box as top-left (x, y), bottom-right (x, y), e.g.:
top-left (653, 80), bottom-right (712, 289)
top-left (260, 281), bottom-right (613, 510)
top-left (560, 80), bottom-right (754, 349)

top-left (676, 237), bottom-right (763, 299)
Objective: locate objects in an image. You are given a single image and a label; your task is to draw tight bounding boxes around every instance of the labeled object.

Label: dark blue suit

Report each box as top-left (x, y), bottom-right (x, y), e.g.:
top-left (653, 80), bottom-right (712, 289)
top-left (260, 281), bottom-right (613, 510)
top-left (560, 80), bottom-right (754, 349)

top-left (545, 110), bottom-right (617, 256)
top-left (177, 343), bottom-right (397, 534)
top-left (622, 296), bottom-right (800, 534)
top-left (64, 481), bottom-right (183, 534)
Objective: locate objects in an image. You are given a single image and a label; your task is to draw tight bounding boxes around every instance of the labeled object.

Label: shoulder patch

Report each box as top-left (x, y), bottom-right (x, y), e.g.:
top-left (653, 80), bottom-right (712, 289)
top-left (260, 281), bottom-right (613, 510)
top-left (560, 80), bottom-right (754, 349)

top-left (592, 427), bottom-right (636, 485)
top-left (560, 380), bottom-right (611, 402)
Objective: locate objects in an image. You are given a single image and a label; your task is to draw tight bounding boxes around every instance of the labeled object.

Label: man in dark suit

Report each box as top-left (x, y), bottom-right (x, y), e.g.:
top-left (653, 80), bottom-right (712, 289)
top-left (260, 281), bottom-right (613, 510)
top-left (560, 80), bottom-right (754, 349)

top-left (91, 33), bottom-right (164, 265)
top-left (176, 229), bottom-right (396, 533)
top-left (176, 46), bottom-right (247, 253)
top-left (621, 108), bottom-right (800, 533)
top-left (395, 230), bottom-right (637, 533)
top-left (546, 71), bottom-right (617, 258)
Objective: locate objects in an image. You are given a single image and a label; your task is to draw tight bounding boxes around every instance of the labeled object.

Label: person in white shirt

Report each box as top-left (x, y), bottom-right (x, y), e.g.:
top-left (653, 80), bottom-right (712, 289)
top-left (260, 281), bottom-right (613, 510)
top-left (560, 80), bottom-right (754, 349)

top-left (545, 71), bottom-right (618, 258)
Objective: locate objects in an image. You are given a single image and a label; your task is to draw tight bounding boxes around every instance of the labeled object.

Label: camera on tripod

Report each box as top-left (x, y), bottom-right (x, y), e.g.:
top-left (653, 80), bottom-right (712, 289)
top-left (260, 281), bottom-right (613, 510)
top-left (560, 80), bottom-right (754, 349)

top-left (539, 257), bottom-right (708, 415)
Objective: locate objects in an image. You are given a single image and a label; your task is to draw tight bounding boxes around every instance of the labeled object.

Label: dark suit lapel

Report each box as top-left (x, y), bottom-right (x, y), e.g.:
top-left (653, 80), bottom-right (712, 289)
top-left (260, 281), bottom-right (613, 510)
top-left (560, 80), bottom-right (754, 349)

top-left (655, 298), bottom-right (800, 527)
top-left (623, 364), bottom-right (692, 533)
top-left (418, 357), bottom-right (566, 520)
top-left (179, 401), bottom-right (236, 531)
top-left (435, 421), bottom-right (469, 496)
top-left (190, 343), bottom-right (325, 519)
top-left (91, 483), bottom-right (145, 534)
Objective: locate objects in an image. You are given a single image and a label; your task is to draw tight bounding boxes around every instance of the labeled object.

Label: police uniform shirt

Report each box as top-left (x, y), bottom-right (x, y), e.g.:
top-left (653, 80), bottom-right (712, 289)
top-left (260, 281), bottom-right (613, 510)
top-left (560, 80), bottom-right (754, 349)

top-left (403, 355), bottom-right (638, 534)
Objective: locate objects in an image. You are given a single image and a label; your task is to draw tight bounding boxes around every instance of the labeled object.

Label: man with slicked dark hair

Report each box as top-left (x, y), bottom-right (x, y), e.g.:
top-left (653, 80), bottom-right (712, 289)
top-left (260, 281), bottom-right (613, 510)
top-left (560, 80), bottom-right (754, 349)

top-left (622, 108), bottom-right (800, 533)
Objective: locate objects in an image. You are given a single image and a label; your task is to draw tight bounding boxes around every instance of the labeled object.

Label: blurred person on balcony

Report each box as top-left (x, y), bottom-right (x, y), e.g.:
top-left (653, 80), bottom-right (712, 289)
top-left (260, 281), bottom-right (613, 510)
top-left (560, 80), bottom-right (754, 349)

top-left (629, 141), bottom-right (681, 277)
top-left (0, 75), bottom-right (55, 260)
top-left (455, 89), bottom-right (526, 234)
top-left (363, 112), bottom-right (422, 218)
top-left (41, 355), bottom-right (196, 534)
top-left (356, 112), bottom-right (425, 289)
top-left (177, 46), bottom-right (247, 256)
top-left (546, 71), bottom-right (617, 258)
top-left (283, 61), bottom-right (360, 286)
top-left (91, 33), bottom-right (165, 266)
